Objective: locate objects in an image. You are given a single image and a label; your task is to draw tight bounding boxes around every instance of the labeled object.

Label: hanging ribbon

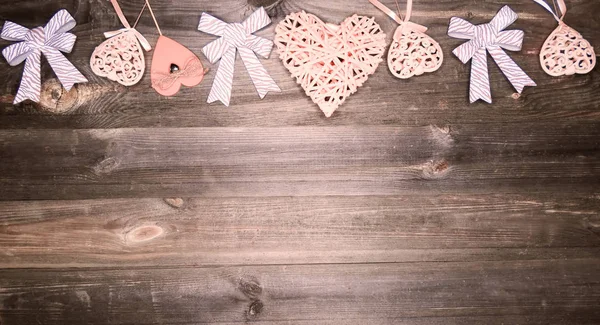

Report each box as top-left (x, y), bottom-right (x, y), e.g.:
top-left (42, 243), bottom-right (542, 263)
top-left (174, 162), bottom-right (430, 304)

top-left (448, 5), bottom-right (536, 103)
top-left (1, 9), bottom-right (88, 104)
top-left (368, 0), bottom-right (427, 33)
top-left (533, 0), bottom-right (567, 23)
top-left (198, 7), bottom-right (280, 106)
top-left (104, 0), bottom-right (152, 51)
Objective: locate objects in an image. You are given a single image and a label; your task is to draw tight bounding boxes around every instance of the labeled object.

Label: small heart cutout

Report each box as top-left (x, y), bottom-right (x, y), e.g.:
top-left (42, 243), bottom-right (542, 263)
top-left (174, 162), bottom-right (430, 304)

top-left (274, 11), bottom-right (387, 117)
top-left (150, 35), bottom-right (206, 96)
top-left (387, 27), bottom-right (443, 79)
top-left (540, 23), bottom-right (596, 76)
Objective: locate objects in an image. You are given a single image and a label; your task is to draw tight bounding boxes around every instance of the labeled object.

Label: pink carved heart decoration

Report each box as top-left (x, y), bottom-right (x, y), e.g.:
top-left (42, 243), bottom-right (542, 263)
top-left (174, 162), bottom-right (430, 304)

top-left (274, 11), bottom-right (387, 117)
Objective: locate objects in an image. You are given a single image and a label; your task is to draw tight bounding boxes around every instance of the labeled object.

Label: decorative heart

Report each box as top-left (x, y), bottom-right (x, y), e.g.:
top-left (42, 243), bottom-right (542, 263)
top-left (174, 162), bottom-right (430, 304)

top-left (387, 27), bottom-right (443, 79)
top-left (150, 35), bottom-right (206, 97)
top-left (90, 30), bottom-right (145, 86)
top-left (540, 23), bottom-right (596, 76)
top-left (274, 11), bottom-right (387, 117)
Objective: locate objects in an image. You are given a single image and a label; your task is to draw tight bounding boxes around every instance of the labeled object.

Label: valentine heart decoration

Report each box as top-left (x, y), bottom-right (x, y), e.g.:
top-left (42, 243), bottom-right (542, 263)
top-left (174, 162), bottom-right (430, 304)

top-left (150, 36), bottom-right (207, 96)
top-left (448, 6), bottom-right (536, 103)
top-left (274, 11), bottom-right (387, 117)
top-left (1, 9), bottom-right (88, 104)
top-left (534, 0), bottom-right (596, 76)
top-left (198, 7), bottom-right (280, 106)
top-left (90, 0), bottom-right (151, 86)
top-left (369, 0), bottom-right (443, 79)
top-left (144, 0), bottom-right (207, 96)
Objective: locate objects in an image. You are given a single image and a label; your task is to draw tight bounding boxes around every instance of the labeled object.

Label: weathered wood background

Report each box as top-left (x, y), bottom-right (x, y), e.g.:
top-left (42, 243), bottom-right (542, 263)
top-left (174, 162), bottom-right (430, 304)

top-left (1, 0), bottom-right (599, 324)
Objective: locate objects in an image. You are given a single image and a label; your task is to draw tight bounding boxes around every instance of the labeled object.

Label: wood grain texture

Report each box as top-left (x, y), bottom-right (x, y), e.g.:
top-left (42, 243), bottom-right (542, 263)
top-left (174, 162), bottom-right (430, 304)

top-left (1, 123), bottom-right (599, 200)
top-left (0, 195), bottom-right (598, 268)
top-left (0, 0), bottom-right (599, 323)
top-left (0, 260), bottom-right (599, 324)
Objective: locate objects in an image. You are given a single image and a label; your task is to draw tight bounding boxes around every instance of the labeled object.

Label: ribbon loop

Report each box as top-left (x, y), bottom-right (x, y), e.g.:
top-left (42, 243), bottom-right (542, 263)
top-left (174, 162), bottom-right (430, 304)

top-left (103, 0), bottom-right (152, 51)
top-left (369, 0), bottom-right (427, 33)
top-left (1, 9), bottom-right (88, 104)
top-left (448, 5), bottom-right (536, 103)
top-left (534, 0), bottom-right (567, 23)
top-left (198, 7), bottom-right (280, 106)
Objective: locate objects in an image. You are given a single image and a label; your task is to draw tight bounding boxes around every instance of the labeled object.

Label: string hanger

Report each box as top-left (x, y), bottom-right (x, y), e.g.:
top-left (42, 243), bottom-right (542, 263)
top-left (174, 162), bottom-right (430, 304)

top-left (144, 0), bottom-right (163, 36)
top-left (369, 0), bottom-right (427, 33)
top-left (533, 0), bottom-right (567, 24)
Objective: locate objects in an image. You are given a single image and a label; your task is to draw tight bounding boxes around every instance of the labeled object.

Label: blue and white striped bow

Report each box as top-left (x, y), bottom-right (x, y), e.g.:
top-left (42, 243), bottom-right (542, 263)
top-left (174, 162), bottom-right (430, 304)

top-left (1, 9), bottom-right (88, 104)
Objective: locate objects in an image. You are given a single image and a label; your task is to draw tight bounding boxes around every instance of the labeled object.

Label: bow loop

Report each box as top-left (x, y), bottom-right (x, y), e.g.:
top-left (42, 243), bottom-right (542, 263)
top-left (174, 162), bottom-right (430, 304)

top-left (2, 42), bottom-right (31, 66)
top-left (198, 7), bottom-right (280, 106)
top-left (1, 9), bottom-right (87, 104)
top-left (448, 5), bottom-right (535, 103)
top-left (198, 12), bottom-right (228, 37)
top-left (489, 6), bottom-right (518, 31)
top-left (495, 30), bottom-right (524, 51)
top-left (241, 7), bottom-right (271, 34)
top-left (447, 17), bottom-right (475, 40)
top-left (1, 21), bottom-right (29, 40)
top-left (44, 9), bottom-right (77, 40)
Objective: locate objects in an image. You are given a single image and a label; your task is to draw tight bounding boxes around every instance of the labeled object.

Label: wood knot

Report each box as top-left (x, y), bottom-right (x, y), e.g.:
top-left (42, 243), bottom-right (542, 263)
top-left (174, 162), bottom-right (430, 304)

top-left (429, 125), bottom-right (454, 148)
top-left (239, 278), bottom-right (262, 299)
top-left (164, 198), bottom-right (184, 208)
top-left (125, 225), bottom-right (164, 244)
top-left (38, 78), bottom-right (78, 113)
top-left (92, 156), bottom-right (120, 175)
top-left (246, 300), bottom-right (264, 319)
top-left (421, 159), bottom-right (450, 179)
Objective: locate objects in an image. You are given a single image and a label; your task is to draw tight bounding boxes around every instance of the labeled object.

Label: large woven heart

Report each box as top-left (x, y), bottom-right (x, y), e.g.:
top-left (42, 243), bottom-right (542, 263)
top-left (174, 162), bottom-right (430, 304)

top-left (274, 11), bottom-right (386, 117)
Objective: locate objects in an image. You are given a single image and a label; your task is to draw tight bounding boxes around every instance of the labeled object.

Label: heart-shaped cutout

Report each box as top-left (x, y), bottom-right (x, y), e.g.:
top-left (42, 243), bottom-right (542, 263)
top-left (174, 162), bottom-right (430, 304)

top-left (274, 11), bottom-right (387, 117)
top-left (150, 35), bottom-right (206, 97)
top-left (388, 27), bottom-right (443, 79)
top-left (540, 23), bottom-right (596, 76)
top-left (90, 31), bottom-right (145, 86)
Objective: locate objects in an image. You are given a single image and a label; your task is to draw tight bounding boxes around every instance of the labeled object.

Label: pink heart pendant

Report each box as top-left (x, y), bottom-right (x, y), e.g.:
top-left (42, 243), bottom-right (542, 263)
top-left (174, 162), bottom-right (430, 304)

top-left (150, 35), bottom-right (207, 96)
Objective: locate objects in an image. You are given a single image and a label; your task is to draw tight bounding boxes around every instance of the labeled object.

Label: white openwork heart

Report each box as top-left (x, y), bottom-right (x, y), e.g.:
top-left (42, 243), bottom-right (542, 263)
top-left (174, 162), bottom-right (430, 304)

top-left (540, 23), bottom-right (596, 76)
top-left (91, 31), bottom-right (146, 86)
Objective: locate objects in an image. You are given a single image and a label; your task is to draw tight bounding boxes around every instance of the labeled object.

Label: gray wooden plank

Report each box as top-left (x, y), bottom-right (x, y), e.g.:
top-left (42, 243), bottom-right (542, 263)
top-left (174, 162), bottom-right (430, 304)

top-left (0, 124), bottom-right (599, 199)
top-left (0, 195), bottom-right (598, 268)
top-left (0, 0), bottom-right (598, 128)
top-left (0, 260), bottom-right (598, 324)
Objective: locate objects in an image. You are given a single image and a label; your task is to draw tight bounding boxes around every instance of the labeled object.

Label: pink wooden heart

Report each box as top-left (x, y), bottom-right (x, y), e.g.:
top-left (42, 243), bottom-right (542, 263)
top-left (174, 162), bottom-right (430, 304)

top-left (150, 36), bottom-right (206, 97)
top-left (274, 11), bottom-right (387, 117)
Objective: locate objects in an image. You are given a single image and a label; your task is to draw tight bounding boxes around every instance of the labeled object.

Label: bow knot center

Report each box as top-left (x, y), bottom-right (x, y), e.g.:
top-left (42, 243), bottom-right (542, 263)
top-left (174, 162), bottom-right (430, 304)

top-left (25, 27), bottom-right (46, 48)
top-left (474, 24), bottom-right (498, 48)
top-left (223, 23), bottom-right (249, 47)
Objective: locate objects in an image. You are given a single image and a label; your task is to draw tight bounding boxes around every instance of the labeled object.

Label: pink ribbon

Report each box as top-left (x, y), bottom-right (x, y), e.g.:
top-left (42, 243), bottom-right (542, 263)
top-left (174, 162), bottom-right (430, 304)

top-left (448, 6), bottom-right (536, 103)
top-left (369, 0), bottom-right (427, 33)
top-left (1, 9), bottom-right (88, 104)
top-left (104, 0), bottom-right (152, 51)
top-left (198, 7), bottom-right (280, 106)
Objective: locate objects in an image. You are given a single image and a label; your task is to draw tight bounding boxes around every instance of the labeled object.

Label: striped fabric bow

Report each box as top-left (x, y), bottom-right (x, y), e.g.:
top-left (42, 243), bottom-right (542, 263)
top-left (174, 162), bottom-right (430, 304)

top-left (448, 6), bottom-right (536, 103)
top-left (198, 7), bottom-right (280, 106)
top-left (1, 9), bottom-right (87, 104)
